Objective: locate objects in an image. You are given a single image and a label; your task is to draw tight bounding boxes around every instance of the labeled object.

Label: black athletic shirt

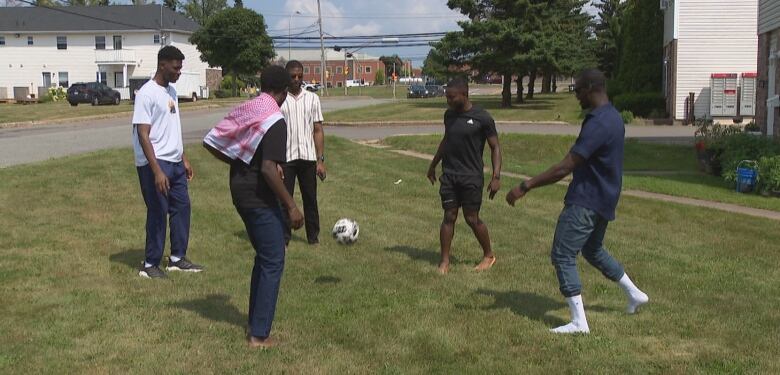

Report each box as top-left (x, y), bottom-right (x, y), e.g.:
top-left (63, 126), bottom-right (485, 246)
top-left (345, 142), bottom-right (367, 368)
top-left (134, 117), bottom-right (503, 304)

top-left (442, 106), bottom-right (498, 176)
top-left (229, 119), bottom-right (288, 209)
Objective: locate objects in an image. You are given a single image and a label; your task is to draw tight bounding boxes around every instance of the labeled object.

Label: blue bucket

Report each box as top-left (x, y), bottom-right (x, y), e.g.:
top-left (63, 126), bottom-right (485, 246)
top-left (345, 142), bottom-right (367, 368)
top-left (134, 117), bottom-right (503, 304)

top-left (735, 160), bottom-right (758, 193)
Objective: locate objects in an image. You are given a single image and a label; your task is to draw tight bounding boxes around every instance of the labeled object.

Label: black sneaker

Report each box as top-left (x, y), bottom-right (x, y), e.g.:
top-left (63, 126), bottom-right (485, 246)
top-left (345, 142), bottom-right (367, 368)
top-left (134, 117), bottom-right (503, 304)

top-left (139, 265), bottom-right (168, 279)
top-left (166, 257), bottom-right (204, 273)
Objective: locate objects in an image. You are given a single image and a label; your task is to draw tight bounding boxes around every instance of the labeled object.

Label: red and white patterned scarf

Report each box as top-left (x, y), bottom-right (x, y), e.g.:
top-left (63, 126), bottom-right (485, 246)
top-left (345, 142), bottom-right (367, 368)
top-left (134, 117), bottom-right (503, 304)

top-left (203, 93), bottom-right (285, 164)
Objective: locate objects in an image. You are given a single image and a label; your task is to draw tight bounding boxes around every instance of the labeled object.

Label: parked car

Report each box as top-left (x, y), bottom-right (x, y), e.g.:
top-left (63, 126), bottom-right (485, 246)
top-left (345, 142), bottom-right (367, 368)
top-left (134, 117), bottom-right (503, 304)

top-left (302, 81), bottom-right (321, 92)
top-left (67, 82), bottom-right (121, 106)
top-left (407, 85), bottom-right (431, 98)
top-left (426, 85), bottom-right (445, 97)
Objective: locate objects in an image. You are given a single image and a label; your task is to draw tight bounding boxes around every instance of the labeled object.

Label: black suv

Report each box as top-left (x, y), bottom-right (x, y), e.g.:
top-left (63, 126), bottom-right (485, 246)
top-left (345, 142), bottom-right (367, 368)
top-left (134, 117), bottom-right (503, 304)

top-left (67, 82), bottom-right (122, 106)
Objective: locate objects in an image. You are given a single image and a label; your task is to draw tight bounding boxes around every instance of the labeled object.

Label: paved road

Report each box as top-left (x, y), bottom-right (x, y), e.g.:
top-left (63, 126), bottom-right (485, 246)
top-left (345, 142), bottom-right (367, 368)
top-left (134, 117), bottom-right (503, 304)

top-left (0, 98), bottom-right (388, 168)
top-left (0, 99), bottom-right (695, 167)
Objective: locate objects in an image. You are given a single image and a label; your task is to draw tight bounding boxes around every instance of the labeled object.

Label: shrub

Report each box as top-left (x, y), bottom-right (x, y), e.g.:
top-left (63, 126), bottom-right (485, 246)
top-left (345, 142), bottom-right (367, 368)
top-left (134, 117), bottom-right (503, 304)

top-left (758, 155), bottom-right (780, 193)
top-left (718, 134), bottom-right (780, 183)
top-left (620, 110), bottom-right (635, 125)
top-left (220, 75), bottom-right (246, 91)
top-left (213, 89), bottom-right (233, 98)
top-left (744, 121), bottom-right (761, 132)
top-left (612, 92), bottom-right (666, 117)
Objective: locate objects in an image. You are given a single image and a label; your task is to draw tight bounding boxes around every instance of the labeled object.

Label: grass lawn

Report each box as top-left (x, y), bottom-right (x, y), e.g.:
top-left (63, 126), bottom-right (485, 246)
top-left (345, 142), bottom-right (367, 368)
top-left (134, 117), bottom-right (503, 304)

top-left (385, 134), bottom-right (780, 212)
top-left (325, 93), bottom-right (582, 124)
top-left (0, 98), bottom-right (243, 125)
top-left (1, 138), bottom-right (779, 373)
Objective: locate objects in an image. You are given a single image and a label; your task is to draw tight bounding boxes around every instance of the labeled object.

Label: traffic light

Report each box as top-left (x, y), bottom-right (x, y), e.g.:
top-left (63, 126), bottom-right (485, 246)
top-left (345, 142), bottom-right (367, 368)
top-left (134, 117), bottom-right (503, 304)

top-left (345, 66), bottom-right (349, 75)
top-left (325, 70), bottom-right (330, 79)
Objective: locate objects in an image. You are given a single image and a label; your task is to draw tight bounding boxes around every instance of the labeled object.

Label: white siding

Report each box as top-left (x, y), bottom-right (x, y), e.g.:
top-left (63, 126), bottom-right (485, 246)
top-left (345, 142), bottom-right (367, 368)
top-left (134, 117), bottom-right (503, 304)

top-left (663, 0), bottom-right (679, 45)
top-left (0, 30), bottom-right (208, 100)
top-left (672, 0), bottom-right (759, 120)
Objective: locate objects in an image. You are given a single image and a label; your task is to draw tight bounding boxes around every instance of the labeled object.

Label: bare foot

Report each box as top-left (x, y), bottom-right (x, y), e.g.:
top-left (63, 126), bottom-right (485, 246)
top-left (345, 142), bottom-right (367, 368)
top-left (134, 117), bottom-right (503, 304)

top-left (247, 336), bottom-right (276, 349)
top-left (437, 261), bottom-right (449, 275)
top-left (474, 255), bottom-right (496, 272)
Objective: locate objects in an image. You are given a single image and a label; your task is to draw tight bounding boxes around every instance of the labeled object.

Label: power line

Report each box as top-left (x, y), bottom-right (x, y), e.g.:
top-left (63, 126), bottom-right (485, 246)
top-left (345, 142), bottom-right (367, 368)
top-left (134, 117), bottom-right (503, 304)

top-left (263, 12), bottom-right (464, 20)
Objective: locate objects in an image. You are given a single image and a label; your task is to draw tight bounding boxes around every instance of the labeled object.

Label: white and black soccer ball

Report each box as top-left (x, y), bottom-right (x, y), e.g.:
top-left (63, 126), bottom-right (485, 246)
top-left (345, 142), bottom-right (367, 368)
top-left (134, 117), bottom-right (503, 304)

top-left (331, 218), bottom-right (359, 245)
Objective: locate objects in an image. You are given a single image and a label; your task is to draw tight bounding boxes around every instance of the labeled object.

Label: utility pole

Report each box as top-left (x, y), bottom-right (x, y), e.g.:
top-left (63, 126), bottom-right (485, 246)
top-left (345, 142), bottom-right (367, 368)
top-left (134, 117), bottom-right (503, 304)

top-left (317, 0), bottom-right (327, 96)
top-left (392, 62), bottom-right (396, 100)
top-left (287, 11), bottom-right (300, 61)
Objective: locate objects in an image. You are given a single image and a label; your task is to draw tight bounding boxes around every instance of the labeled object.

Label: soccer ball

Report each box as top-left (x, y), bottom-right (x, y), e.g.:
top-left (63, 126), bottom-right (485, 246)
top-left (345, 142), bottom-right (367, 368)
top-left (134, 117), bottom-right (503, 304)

top-left (332, 218), bottom-right (359, 245)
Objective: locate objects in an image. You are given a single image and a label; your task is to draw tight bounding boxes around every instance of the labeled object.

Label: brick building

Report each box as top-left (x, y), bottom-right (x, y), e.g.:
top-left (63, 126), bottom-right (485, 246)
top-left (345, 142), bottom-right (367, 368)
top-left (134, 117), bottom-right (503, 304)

top-left (278, 49), bottom-right (385, 88)
top-left (756, 0), bottom-right (780, 138)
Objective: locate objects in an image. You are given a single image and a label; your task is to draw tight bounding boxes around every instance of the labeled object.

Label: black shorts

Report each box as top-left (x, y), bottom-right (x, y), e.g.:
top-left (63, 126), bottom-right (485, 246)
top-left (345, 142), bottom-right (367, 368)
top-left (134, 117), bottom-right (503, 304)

top-left (439, 173), bottom-right (484, 211)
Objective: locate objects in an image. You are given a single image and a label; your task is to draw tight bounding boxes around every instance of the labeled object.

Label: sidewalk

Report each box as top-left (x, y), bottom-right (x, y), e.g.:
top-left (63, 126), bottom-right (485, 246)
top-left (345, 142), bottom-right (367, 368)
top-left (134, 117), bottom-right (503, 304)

top-left (375, 145), bottom-right (780, 222)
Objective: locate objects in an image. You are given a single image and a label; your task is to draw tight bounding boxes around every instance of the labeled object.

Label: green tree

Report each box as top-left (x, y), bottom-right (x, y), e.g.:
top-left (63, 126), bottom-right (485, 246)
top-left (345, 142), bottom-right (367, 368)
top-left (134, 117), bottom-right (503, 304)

top-left (379, 55), bottom-right (403, 80)
top-left (614, 0), bottom-right (663, 93)
top-left (190, 8), bottom-right (275, 97)
top-left (233, 0), bottom-right (242, 8)
top-left (594, 0), bottom-right (626, 78)
top-left (422, 48), bottom-right (450, 83)
top-left (374, 68), bottom-right (385, 85)
top-left (182, 0), bottom-right (228, 25)
top-left (164, 0), bottom-right (177, 11)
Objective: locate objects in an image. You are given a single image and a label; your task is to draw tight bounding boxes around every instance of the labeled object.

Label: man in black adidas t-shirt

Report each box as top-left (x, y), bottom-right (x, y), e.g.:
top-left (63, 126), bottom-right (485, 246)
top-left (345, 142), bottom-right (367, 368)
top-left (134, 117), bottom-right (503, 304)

top-left (427, 78), bottom-right (502, 275)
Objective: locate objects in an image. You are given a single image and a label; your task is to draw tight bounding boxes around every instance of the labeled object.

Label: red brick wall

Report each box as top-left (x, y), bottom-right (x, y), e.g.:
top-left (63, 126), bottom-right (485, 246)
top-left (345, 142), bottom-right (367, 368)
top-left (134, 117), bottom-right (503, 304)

top-left (299, 60), bottom-right (385, 87)
top-left (756, 30), bottom-right (780, 138)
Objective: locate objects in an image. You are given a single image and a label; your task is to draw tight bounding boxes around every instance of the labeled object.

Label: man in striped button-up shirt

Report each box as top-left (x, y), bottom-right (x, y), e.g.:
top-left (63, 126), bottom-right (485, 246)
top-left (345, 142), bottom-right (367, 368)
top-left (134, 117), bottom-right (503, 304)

top-left (280, 60), bottom-right (326, 246)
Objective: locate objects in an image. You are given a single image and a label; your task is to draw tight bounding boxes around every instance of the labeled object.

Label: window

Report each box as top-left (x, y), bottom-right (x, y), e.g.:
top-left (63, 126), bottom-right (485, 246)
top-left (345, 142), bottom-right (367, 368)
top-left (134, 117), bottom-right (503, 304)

top-left (58, 72), bottom-right (69, 88)
top-left (336, 66), bottom-right (343, 74)
top-left (0, 36), bottom-right (5, 46)
top-left (28, 36), bottom-right (33, 46)
top-left (154, 34), bottom-right (160, 44)
top-left (365, 66), bottom-right (371, 73)
top-left (114, 72), bottom-right (124, 88)
top-left (326, 67), bottom-right (332, 74)
top-left (314, 67), bottom-right (321, 74)
top-left (95, 36), bottom-right (105, 50)
top-left (57, 36), bottom-right (67, 50)
top-left (96, 71), bottom-right (107, 83)
top-left (303, 66), bottom-right (310, 74)
top-left (113, 35), bottom-right (122, 50)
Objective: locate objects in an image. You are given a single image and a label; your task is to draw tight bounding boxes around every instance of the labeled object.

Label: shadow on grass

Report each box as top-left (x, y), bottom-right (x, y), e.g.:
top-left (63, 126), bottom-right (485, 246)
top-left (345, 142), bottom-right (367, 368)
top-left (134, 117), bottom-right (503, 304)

top-left (173, 294), bottom-right (245, 329)
top-left (467, 289), bottom-right (567, 327)
top-left (109, 249), bottom-right (143, 270)
top-left (233, 230), bottom-right (307, 245)
top-left (384, 245), bottom-right (458, 266)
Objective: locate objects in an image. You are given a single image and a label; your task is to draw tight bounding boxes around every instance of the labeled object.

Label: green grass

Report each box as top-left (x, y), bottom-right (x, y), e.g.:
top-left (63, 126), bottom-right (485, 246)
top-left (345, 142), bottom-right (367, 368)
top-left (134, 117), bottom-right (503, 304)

top-left (320, 84), bottom-right (412, 99)
top-left (0, 98), bottom-right (243, 125)
top-left (325, 93), bottom-right (582, 124)
top-left (384, 134), bottom-right (780, 212)
top-left (1, 138), bottom-right (779, 373)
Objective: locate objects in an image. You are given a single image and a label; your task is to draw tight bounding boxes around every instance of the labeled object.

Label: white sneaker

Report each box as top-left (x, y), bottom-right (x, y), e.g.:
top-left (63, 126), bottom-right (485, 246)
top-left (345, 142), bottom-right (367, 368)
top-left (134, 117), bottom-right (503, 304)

top-left (550, 321), bottom-right (590, 334)
top-left (626, 291), bottom-right (649, 314)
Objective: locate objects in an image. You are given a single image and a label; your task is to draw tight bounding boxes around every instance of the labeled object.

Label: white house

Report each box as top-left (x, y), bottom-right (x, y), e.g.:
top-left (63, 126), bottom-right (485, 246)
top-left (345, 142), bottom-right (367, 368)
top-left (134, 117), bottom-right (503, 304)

top-left (662, 0), bottom-right (758, 122)
top-left (756, 0), bottom-right (780, 138)
top-left (0, 5), bottom-right (214, 100)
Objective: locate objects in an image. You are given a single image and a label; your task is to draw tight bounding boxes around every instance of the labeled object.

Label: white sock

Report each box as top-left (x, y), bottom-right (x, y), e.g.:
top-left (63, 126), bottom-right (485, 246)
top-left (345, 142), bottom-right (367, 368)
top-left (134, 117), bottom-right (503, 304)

top-left (550, 295), bottom-right (590, 334)
top-left (170, 255), bottom-right (181, 263)
top-left (144, 262), bottom-right (153, 268)
top-left (618, 273), bottom-right (649, 314)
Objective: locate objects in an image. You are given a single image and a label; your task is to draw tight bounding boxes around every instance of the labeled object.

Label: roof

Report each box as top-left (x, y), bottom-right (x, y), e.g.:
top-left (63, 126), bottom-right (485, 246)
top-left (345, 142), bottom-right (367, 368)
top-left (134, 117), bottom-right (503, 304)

top-left (278, 48), bottom-right (381, 62)
top-left (0, 5), bottom-right (199, 33)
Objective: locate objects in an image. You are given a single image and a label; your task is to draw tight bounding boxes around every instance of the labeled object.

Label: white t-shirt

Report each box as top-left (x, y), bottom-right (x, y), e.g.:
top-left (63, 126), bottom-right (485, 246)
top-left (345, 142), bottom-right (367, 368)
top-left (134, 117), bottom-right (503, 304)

top-left (280, 90), bottom-right (324, 162)
top-left (131, 80), bottom-right (183, 167)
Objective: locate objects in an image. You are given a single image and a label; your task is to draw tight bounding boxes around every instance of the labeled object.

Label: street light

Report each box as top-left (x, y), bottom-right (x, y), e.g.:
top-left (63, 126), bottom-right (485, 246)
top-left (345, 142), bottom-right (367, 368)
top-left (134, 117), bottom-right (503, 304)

top-left (288, 10), bottom-right (301, 61)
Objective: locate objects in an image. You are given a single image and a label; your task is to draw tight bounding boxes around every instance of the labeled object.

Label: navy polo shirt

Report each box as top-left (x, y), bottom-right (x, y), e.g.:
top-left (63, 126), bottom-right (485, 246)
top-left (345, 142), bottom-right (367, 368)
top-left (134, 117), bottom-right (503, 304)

top-left (564, 103), bottom-right (625, 221)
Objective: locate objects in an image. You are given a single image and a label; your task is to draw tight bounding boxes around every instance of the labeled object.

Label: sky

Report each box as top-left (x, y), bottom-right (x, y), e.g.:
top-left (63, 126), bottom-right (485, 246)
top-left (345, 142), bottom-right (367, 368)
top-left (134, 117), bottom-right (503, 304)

top-left (245, 0), bottom-right (598, 67)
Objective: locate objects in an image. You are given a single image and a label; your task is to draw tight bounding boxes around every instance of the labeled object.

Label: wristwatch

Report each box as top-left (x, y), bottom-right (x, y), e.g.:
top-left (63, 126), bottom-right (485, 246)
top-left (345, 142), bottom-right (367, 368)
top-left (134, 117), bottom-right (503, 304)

top-left (318, 155), bottom-right (326, 162)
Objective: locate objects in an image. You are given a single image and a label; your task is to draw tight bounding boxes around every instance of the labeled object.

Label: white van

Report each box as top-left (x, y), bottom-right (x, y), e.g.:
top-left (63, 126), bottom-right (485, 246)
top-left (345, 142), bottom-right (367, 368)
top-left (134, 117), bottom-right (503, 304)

top-left (129, 71), bottom-right (209, 101)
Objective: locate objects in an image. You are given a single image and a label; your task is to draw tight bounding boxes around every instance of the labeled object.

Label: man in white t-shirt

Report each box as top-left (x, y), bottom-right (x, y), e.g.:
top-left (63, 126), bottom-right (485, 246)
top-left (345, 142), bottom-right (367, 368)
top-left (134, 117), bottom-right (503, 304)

top-left (132, 45), bottom-right (203, 279)
top-left (280, 60), bottom-right (326, 246)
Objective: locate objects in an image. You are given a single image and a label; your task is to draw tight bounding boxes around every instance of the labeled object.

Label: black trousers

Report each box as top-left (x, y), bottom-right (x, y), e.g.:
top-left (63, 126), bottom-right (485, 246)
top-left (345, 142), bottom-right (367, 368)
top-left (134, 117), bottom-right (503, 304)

top-left (281, 159), bottom-right (320, 244)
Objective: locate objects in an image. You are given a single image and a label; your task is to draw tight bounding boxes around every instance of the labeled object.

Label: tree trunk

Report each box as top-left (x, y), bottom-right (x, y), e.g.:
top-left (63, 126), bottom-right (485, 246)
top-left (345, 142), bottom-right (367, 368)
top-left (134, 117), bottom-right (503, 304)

top-left (501, 73), bottom-right (512, 108)
top-left (526, 70), bottom-right (536, 100)
top-left (515, 75), bottom-right (524, 104)
top-left (541, 71), bottom-right (552, 94)
top-left (232, 69), bottom-right (238, 98)
top-left (552, 75), bottom-right (558, 93)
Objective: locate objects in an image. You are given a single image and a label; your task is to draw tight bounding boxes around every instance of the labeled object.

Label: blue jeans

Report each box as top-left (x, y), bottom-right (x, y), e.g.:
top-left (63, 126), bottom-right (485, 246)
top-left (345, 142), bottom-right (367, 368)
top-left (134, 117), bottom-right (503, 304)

top-left (137, 160), bottom-right (191, 267)
top-left (551, 205), bottom-right (625, 297)
top-left (238, 206), bottom-right (286, 339)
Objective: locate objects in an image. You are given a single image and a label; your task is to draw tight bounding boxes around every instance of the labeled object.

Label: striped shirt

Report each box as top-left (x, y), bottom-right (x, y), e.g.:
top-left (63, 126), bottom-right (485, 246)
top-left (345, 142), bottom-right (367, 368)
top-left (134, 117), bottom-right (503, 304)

top-left (280, 90), bottom-right (324, 162)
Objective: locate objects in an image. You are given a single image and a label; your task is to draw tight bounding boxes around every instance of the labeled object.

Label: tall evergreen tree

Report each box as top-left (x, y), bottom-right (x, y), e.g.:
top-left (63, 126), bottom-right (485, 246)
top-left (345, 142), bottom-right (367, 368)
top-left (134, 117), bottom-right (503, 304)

top-left (594, 0), bottom-right (626, 78)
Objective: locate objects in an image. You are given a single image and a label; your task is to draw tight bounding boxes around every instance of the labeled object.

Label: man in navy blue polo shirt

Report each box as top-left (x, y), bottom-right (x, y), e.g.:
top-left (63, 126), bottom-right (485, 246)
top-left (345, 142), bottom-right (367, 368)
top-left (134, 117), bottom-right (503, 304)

top-left (505, 69), bottom-right (649, 334)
